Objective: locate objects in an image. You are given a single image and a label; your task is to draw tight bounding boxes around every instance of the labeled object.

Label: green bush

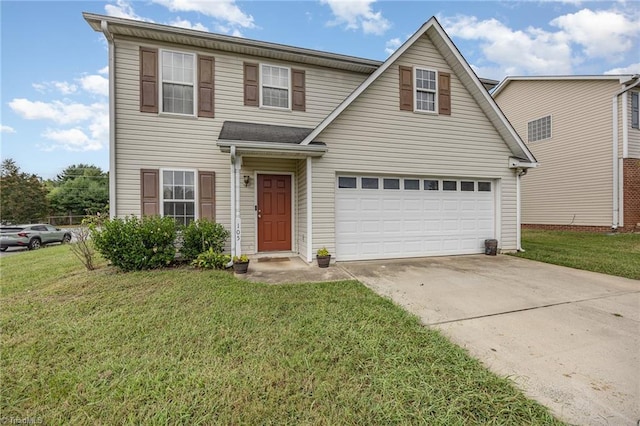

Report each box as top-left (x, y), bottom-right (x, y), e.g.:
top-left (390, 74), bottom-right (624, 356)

top-left (191, 248), bottom-right (230, 270)
top-left (90, 215), bottom-right (177, 271)
top-left (180, 219), bottom-right (230, 261)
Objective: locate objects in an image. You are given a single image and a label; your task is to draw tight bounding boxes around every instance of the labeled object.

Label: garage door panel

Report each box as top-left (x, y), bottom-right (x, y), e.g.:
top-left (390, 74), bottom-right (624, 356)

top-left (336, 176), bottom-right (495, 260)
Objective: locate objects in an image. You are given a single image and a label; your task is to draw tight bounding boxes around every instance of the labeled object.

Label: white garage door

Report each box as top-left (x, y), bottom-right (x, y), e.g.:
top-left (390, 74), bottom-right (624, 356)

top-left (335, 176), bottom-right (495, 261)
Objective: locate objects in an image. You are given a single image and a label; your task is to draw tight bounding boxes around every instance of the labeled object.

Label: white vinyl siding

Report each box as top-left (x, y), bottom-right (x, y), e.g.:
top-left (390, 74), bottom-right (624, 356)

top-left (310, 33), bottom-right (518, 257)
top-left (496, 79), bottom-right (621, 226)
top-left (112, 38), bottom-right (368, 235)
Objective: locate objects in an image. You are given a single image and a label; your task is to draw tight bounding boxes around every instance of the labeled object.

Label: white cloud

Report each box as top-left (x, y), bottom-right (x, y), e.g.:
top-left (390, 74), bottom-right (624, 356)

top-left (151, 0), bottom-right (255, 28)
top-left (53, 81), bottom-right (77, 95)
top-left (550, 9), bottom-right (640, 60)
top-left (384, 37), bottom-right (402, 55)
top-left (41, 128), bottom-right (103, 152)
top-left (168, 17), bottom-right (209, 32)
top-left (321, 0), bottom-right (391, 35)
top-left (1, 125), bottom-right (16, 134)
top-left (604, 63), bottom-right (640, 75)
top-left (98, 66), bottom-right (109, 75)
top-left (105, 0), bottom-right (152, 21)
top-left (441, 15), bottom-right (573, 76)
top-left (79, 74), bottom-right (109, 97)
top-left (440, 7), bottom-right (639, 78)
top-left (9, 99), bottom-right (108, 152)
top-left (32, 83), bottom-right (47, 93)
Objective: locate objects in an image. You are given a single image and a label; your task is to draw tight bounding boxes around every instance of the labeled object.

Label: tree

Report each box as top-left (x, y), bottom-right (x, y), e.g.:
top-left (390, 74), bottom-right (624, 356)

top-left (48, 164), bottom-right (109, 216)
top-left (0, 159), bottom-right (49, 224)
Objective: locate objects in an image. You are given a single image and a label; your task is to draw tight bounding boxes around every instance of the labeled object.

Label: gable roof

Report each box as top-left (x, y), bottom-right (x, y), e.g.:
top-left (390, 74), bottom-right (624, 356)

top-left (492, 75), bottom-right (637, 97)
top-left (299, 17), bottom-right (537, 166)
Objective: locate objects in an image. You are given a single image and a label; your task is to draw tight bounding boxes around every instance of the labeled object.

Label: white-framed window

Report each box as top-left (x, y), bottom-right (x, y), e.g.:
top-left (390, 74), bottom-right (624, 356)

top-left (161, 169), bottom-right (196, 225)
top-left (338, 176), bottom-right (357, 189)
top-left (261, 64), bottom-right (290, 109)
top-left (415, 67), bottom-right (437, 112)
top-left (527, 115), bottom-right (551, 142)
top-left (160, 50), bottom-right (196, 115)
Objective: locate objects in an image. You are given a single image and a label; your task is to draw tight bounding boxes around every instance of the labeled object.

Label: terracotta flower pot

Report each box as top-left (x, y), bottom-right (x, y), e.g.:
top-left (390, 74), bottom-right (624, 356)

top-left (317, 255), bottom-right (331, 268)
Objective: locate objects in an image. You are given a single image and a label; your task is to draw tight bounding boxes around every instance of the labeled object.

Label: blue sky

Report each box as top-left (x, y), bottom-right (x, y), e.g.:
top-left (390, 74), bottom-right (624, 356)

top-left (1, 0), bottom-right (639, 179)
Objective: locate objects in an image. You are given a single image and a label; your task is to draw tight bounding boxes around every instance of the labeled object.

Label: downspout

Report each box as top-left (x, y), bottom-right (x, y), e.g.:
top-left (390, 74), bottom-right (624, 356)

top-left (306, 157), bottom-right (313, 262)
top-left (612, 76), bottom-right (640, 230)
top-left (101, 20), bottom-right (116, 219)
top-left (234, 153), bottom-right (242, 257)
top-left (516, 168), bottom-right (527, 252)
top-left (230, 146), bottom-right (236, 259)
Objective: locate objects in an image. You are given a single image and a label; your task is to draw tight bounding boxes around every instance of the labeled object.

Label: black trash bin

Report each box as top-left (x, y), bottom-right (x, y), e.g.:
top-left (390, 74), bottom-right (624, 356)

top-left (484, 239), bottom-right (498, 256)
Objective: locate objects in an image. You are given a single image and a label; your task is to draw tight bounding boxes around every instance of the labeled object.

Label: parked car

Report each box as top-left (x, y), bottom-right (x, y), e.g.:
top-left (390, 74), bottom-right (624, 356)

top-left (0, 224), bottom-right (72, 251)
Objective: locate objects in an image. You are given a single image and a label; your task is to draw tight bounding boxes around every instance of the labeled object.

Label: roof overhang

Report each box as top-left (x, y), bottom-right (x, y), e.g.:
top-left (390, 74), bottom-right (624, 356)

top-left (493, 74), bottom-right (637, 97)
top-left (83, 12), bottom-right (380, 74)
top-left (509, 157), bottom-right (538, 169)
top-left (217, 140), bottom-right (327, 158)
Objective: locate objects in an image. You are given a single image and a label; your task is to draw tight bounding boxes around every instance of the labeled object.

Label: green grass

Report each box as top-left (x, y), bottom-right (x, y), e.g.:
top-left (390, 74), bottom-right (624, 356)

top-left (1, 246), bottom-right (562, 425)
top-left (513, 230), bottom-right (640, 280)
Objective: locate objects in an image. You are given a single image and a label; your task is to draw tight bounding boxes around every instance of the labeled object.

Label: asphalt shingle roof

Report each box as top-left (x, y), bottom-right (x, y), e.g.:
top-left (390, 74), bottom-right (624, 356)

top-left (219, 121), bottom-right (315, 144)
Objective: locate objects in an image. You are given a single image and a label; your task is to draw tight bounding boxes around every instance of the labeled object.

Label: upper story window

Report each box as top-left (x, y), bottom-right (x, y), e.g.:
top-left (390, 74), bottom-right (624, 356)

top-left (415, 68), bottom-right (437, 112)
top-left (528, 115), bottom-right (551, 142)
top-left (244, 63), bottom-right (305, 111)
top-left (161, 51), bottom-right (196, 115)
top-left (261, 65), bottom-right (290, 109)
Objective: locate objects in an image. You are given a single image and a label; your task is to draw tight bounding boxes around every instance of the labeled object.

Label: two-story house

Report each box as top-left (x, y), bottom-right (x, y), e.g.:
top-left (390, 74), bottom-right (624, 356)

top-left (84, 12), bottom-right (537, 262)
top-left (493, 76), bottom-right (640, 232)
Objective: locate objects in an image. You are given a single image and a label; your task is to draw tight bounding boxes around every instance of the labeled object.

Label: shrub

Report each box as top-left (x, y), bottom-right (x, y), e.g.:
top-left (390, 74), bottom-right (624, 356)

top-left (317, 247), bottom-right (330, 257)
top-left (191, 248), bottom-right (230, 270)
top-left (90, 215), bottom-right (177, 271)
top-left (181, 219), bottom-right (230, 261)
top-left (233, 254), bottom-right (249, 263)
top-left (70, 221), bottom-right (95, 271)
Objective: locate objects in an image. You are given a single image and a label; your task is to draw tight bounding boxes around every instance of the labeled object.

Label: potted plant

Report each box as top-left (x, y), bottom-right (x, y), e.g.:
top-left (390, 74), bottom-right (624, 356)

top-left (316, 247), bottom-right (331, 268)
top-left (232, 254), bottom-right (250, 274)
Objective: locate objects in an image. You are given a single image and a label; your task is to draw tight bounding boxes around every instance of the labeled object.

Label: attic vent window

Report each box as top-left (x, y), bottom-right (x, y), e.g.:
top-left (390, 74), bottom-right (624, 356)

top-left (528, 115), bottom-right (551, 142)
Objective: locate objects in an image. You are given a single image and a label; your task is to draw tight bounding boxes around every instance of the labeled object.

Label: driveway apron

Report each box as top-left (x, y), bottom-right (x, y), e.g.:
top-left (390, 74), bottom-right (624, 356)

top-left (341, 255), bottom-right (640, 426)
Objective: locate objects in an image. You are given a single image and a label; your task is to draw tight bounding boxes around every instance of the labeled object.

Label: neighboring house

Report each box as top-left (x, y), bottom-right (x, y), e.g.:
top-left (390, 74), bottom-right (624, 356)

top-left (84, 12), bottom-right (536, 263)
top-left (493, 76), bottom-right (640, 232)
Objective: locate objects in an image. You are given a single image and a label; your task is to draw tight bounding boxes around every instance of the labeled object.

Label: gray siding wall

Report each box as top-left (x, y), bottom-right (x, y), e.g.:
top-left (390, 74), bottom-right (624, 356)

top-left (113, 36), bottom-right (367, 236)
top-left (496, 79), bottom-right (621, 227)
top-left (311, 33), bottom-right (519, 256)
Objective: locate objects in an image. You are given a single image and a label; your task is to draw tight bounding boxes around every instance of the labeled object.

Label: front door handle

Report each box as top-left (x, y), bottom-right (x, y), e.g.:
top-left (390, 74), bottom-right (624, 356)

top-left (257, 209), bottom-right (262, 219)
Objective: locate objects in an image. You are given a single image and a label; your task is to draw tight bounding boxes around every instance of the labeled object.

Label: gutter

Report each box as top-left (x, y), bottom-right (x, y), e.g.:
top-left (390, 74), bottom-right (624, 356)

top-left (217, 140), bottom-right (327, 157)
top-left (611, 75), bottom-right (640, 230)
top-left (101, 20), bottom-right (117, 219)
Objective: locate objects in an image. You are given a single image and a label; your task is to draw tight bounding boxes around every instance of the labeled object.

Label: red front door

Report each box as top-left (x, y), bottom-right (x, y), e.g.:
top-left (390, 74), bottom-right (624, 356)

top-left (257, 174), bottom-right (292, 252)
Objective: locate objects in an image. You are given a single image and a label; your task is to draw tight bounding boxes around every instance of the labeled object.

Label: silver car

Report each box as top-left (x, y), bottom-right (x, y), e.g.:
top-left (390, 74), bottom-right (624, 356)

top-left (0, 224), bottom-right (72, 251)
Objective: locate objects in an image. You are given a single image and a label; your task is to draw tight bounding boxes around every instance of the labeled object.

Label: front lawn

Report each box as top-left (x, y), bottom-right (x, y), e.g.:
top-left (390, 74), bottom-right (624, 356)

top-left (514, 229), bottom-right (640, 279)
top-left (1, 246), bottom-right (561, 424)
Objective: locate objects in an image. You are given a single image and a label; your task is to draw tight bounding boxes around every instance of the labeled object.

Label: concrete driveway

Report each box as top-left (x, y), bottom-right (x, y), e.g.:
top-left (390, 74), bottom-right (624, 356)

top-left (341, 255), bottom-right (639, 426)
